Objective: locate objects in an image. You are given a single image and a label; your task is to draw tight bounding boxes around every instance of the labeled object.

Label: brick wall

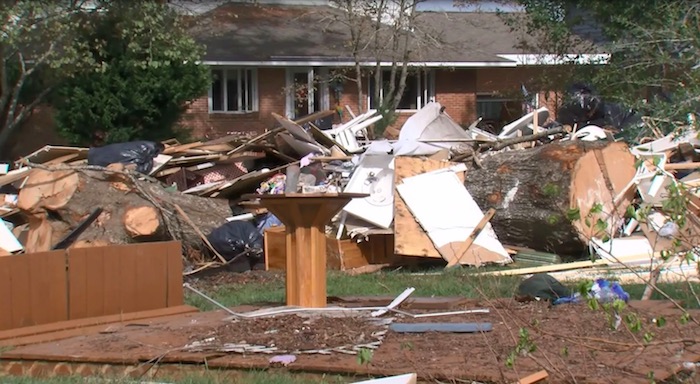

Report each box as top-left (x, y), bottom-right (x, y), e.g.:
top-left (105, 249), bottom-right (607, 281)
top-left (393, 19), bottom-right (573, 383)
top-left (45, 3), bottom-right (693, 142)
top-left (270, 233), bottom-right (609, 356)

top-left (434, 68), bottom-right (477, 125)
top-left (180, 65), bottom-right (561, 139)
top-left (180, 67), bottom-right (287, 140)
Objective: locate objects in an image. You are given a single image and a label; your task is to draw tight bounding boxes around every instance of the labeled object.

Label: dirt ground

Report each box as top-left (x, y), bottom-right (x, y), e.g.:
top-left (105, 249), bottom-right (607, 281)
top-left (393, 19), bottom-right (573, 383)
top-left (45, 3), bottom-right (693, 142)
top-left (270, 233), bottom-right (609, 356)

top-left (176, 270), bottom-right (700, 382)
top-left (4, 294), bottom-right (699, 384)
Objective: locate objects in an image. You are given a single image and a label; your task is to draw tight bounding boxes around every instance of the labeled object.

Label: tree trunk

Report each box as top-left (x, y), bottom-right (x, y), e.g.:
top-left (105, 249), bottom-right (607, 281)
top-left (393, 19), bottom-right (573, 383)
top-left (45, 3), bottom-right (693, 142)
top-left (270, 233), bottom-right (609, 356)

top-left (17, 168), bottom-right (233, 258)
top-left (464, 140), bottom-right (637, 259)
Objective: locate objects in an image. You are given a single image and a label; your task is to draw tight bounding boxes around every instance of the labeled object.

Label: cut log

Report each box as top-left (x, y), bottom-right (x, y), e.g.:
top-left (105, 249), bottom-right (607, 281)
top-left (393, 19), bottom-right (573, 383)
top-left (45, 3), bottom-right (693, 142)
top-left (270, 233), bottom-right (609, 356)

top-left (25, 213), bottom-right (55, 253)
top-left (17, 168), bottom-right (79, 213)
top-left (464, 140), bottom-right (637, 259)
top-left (17, 168), bottom-right (232, 258)
top-left (123, 206), bottom-right (162, 239)
top-left (70, 239), bottom-right (110, 248)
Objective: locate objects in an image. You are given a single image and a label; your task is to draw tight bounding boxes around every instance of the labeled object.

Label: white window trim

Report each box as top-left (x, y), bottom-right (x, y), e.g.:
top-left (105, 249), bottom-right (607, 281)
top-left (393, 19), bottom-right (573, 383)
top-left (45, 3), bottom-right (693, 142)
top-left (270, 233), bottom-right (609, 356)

top-left (366, 69), bottom-right (435, 112)
top-left (208, 67), bottom-right (259, 114)
top-left (284, 67), bottom-right (330, 119)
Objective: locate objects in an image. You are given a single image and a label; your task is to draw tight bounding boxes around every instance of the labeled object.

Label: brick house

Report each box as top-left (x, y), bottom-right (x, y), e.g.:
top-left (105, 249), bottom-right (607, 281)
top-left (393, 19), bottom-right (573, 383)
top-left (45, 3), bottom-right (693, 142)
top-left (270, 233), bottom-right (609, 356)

top-left (182, 0), bottom-right (605, 139)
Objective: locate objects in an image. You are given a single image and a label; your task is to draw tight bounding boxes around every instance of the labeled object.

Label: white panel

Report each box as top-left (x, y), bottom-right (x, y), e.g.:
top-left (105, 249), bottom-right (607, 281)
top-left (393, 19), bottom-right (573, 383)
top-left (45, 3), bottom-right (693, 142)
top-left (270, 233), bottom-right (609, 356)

top-left (343, 155), bottom-right (395, 228)
top-left (396, 170), bottom-right (510, 261)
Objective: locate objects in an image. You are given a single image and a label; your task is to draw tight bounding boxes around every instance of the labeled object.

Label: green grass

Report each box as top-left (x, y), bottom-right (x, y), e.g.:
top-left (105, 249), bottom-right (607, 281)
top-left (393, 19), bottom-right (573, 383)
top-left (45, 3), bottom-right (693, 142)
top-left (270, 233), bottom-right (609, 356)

top-left (185, 269), bottom-right (700, 311)
top-left (185, 269), bottom-right (525, 310)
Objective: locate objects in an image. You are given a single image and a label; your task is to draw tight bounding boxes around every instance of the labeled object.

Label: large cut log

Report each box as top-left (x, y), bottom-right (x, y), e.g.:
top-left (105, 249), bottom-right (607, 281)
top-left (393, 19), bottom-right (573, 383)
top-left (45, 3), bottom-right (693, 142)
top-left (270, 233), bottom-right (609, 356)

top-left (123, 206), bottom-right (162, 240)
top-left (16, 168), bottom-right (232, 257)
top-left (464, 140), bottom-right (637, 259)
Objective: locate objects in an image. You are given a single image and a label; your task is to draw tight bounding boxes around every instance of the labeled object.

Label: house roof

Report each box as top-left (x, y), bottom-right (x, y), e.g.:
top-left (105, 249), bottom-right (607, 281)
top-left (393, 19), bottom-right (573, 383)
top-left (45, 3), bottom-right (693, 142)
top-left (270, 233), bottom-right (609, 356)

top-left (190, 2), bottom-right (602, 66)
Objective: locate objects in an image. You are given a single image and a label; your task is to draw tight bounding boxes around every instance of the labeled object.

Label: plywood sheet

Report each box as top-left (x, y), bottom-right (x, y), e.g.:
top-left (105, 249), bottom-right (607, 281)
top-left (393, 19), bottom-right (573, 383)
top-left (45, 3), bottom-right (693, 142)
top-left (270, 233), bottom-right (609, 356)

top-left (166, 241), bottom-right (184, 307)
top-left (396, 170), bottom-right (511, 266)
top-left (393, 157), bottom-right (463, 257)
top-left (134, 242), bottom-right (168, 312)
top-left (0, 251), bottom-right (68, 330)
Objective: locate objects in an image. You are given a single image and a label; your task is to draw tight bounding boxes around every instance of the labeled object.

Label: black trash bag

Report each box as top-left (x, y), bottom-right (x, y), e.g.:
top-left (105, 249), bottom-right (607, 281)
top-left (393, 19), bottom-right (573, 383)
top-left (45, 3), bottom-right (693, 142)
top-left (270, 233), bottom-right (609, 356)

top-left (206, 221), bottom-right (263, 261)
top-left (556, 83), bottom-right (604, 128)
top-left (87, 141), bottom-right (165, 174)
top-left (515, 273), bottom-right (572, 302)
top-left (599, 103), bottom-right (642, 133)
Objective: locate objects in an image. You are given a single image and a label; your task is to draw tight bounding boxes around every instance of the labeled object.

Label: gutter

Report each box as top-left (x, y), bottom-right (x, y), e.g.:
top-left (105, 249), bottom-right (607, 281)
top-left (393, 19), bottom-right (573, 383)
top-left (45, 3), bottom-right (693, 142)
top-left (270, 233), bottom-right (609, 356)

top-left (200, 53), bottom-right (609, 67)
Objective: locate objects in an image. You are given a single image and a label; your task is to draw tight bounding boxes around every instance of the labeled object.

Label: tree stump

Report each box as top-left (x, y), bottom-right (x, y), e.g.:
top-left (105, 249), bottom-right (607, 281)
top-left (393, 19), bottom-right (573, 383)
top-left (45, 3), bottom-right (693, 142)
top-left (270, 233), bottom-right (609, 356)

top-left (465, 140), bottom-right (637, 258)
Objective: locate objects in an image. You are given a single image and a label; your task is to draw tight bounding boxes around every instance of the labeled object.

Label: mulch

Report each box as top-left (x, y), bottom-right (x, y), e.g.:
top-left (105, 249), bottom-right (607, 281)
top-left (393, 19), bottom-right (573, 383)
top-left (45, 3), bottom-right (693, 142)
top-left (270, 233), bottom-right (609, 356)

top-left (175, 314), bottom-right (387, 353)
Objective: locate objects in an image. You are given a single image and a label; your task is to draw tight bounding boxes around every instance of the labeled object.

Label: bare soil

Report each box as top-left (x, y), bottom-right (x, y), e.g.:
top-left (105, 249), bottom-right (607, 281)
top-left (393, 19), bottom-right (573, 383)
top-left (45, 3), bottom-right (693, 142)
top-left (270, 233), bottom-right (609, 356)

top-left (173, 314), bottom-right (386, 353)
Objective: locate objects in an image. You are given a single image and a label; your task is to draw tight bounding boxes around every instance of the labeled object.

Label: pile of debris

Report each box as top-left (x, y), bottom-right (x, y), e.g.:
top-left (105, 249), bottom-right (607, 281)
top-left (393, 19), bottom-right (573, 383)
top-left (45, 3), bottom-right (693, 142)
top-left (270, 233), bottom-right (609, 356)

top-left (0, 100), bottom-right (698, 282)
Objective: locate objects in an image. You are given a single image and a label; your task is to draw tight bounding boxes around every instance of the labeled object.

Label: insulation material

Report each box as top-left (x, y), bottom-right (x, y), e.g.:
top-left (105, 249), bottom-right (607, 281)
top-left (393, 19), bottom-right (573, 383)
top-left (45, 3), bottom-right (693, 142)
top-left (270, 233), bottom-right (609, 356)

top-left (396, 170), bottom-right (511, 266)
top-left (0, 218), bottom-right (23, 253)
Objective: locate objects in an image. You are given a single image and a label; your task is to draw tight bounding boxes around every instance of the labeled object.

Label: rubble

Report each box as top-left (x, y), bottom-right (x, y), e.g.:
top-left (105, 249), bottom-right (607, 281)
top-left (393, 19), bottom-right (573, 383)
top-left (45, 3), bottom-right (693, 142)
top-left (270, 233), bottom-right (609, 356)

top-left (0, 101), bottom-right (696, 285)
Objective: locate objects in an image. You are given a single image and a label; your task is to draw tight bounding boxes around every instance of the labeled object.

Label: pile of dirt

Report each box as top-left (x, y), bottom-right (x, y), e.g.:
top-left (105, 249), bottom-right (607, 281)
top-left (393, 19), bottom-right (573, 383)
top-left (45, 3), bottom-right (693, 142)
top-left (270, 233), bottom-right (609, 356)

top-left (176, 314), bottom-right (386, 352)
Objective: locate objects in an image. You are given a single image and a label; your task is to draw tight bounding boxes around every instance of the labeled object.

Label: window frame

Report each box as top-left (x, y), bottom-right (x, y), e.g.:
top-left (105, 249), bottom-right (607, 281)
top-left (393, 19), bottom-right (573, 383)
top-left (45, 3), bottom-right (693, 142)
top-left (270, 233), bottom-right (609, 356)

top-left (367, 68), bottom-right (435, 112)
top-left (208, 67), bottom-right (259, 114)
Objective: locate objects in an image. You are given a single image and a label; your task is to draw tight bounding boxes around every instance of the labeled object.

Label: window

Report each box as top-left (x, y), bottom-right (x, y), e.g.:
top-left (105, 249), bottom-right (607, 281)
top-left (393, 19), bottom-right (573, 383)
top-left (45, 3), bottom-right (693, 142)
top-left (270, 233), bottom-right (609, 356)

top-left (368, 69), bottom-right (434, 110)
top-left (209, 68), bottom-right (258, 113)
top-left (476, 94), bottom-right (523, 134)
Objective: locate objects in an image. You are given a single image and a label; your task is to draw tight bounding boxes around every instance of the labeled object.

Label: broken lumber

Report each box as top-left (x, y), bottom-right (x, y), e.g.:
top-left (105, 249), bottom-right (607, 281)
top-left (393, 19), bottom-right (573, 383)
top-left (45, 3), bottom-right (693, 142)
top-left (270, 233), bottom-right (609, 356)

top-left (123, 206), bottom-right (162, 240)
top-left (464, 140), bottom-right (637, 258)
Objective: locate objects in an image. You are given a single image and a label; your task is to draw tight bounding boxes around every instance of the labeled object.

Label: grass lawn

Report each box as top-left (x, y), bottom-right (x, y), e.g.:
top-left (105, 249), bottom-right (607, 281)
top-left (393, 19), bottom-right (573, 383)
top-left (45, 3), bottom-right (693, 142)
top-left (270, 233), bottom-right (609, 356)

top-left (184, 268), bottom-right (700, 311)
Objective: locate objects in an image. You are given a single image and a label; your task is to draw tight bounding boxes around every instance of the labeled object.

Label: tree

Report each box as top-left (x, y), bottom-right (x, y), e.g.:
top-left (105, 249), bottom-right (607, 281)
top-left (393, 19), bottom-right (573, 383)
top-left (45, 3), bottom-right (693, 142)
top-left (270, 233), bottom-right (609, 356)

top-left (504, 1), bottom-right (700, 140)
top-left (329, 0), bottom-right (439, 135)
top-left (53, 2), bottom-right (209, 145)
top-left (0, 1), bottom-right (97, 154)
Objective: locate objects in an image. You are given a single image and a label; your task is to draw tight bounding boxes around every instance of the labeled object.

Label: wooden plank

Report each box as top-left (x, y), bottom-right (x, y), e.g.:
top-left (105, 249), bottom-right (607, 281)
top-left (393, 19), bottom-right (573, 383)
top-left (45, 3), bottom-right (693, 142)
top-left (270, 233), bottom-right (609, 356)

top-left (517, 370), bottom-right (549, 384)
top-left (393, 157), bottom-right (463, 258)
top-left (476, 252), bottom-right (661, 277)
top-left (67, 247), bottom-right (88, 320)
top-left (101, 245), bottom-right (122, 315)
top-left (0, 305), bottom-right (198, 345)
top-left (446, 208), bottom-right (497, 268)
top-left (264, 227), bottom-right (286, 270)
top-left (135, 243), bottom-right (168, 311)
top-left (165, 241), bottom-right (184, 307)
top-left (83, 247), bottom-right (105, 317)
top-left (119, 245), bottom-right (138, 313)
top-left (9, 256), bottom-right (32, 328)
top-left (396, 171), bottom-right (510, 266)
top-left (27, 251), bottom-right (68, 326)
top-left (0, 256), bottom-right (14, 330)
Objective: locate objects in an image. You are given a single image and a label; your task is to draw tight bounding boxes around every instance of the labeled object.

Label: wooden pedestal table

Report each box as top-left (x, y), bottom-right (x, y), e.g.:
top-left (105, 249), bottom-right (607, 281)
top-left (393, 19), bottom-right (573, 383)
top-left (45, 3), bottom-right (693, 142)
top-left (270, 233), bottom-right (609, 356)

top-left (247, 193), bottom-right (368, 308)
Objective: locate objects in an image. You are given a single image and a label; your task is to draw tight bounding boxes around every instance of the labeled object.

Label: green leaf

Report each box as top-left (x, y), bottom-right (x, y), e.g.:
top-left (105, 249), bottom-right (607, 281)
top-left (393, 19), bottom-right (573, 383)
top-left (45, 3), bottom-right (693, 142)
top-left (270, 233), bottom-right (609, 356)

top-left (590, 203), bottom-right (603, 214)
top-left (566, 208), bottom-right (581, 221)
top-left (594, 218), bottom-right (608, 232)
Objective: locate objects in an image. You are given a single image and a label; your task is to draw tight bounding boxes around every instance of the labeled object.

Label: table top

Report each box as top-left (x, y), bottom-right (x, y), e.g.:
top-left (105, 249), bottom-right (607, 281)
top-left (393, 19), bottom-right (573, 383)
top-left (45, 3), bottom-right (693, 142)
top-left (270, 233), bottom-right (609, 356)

top-left (242, 192), bottom-right (369, 200)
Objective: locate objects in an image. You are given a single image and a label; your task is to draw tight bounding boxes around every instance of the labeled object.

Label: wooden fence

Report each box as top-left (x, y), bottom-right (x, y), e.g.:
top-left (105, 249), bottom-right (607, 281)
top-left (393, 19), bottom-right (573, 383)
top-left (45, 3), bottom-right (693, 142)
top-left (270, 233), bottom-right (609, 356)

top-left (0, 241), bottom-right (183, 331)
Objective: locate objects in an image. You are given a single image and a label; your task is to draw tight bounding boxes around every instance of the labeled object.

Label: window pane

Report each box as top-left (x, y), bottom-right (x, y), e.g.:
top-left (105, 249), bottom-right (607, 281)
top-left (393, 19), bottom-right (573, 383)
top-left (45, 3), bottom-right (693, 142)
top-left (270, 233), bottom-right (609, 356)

top-left (211, 70), bottom-right (223, 111)
top-left (226, 70), bottom-right (239, 111)
top-left (246, 69), bottom-right (253, 111)
top-left (397, 72), bottom-right (418, 110)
